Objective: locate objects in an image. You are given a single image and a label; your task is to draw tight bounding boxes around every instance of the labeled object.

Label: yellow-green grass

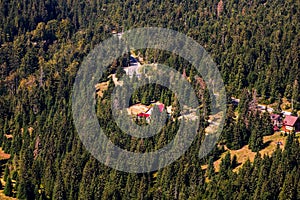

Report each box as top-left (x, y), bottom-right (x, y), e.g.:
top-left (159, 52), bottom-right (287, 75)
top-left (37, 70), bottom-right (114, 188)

top-left (202, 132), bottom-right (298, 173)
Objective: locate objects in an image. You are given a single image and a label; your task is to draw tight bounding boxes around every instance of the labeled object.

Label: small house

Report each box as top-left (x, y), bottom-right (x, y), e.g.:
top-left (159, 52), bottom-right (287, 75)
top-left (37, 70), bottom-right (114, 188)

top-left (137, 113), bottom-right (150, 118)
top-left (137, 103), bottom-right (165, 121)
top-left (282, 115), bottom-right (300, 133)
top-left (270, 114), bottom-right (282, 127)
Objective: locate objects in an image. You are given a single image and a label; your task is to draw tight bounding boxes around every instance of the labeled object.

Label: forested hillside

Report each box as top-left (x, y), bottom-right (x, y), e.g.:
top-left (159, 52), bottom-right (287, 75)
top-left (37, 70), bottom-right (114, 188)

top-left (0, 0), bottom-right (299, 199)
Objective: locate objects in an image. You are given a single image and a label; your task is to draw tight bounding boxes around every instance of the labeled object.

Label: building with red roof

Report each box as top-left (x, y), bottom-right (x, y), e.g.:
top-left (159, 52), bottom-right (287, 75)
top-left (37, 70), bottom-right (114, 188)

top-left (157, 104), bottom-right (165, 113)
top-left (137, 103), bottom-right (165, 120)
top-left (282, 115), bottom-right (300, 133)
top-left (137, 113), bottom-right (151, 118)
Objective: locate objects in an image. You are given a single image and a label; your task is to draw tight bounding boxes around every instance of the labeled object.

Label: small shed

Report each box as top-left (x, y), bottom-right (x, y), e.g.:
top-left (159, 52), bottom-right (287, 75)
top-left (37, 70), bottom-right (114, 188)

top-left (270, 114), bottom-right (282, 127)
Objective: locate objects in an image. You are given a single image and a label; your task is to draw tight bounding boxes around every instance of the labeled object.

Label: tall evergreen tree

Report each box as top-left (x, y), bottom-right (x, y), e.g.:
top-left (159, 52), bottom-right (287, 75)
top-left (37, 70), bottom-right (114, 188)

top-left (249, 113), bottom-right (263, 152)
top-left (4, 164), bottom-right (9, 182)
top-left (219, 152), bottom-right (231, 179)
top-left (4, 177), bottom-right (13, 197)
top-left (52, 170), bottom-right (66, 200)
top-left (207, 157), bottom-right (215, 179)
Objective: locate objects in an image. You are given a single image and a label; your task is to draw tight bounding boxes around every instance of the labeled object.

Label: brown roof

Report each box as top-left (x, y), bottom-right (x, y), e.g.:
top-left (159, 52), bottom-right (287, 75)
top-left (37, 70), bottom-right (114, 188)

top-left (283, 116), bottom-right (299, 126)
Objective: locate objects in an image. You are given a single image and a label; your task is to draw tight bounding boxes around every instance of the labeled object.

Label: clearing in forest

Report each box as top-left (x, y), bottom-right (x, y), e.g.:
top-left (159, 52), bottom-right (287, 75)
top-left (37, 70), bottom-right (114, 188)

top-left (202, 131), bottom-right (298, 172)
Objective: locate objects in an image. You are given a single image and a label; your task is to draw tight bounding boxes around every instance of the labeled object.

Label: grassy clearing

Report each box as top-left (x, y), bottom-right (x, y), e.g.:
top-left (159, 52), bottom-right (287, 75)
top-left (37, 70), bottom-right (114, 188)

top-left (202, 131), bottom-right (296, 172)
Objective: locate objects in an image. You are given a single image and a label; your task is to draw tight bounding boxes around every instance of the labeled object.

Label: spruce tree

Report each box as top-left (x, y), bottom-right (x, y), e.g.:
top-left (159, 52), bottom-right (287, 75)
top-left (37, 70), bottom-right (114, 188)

top-left (279, 169), bottom-right (298, 200)
top-left (17, 128), bottom-right (34, 199)
top-left (4, 164), bottom-right (9, 182)
top-left (249, 129), bottom-right (263, 152)
top-left (249, 113), bottom-right (263, 152)
top-left (262, 112), bottom-right (274, 136)
top-left (223, 104), bottom-right (235, 147)
top-left (231, 155), bottom-right (238, 169)
top-left (52, 170), bottom-right (66, 200)
top-left (78, 158), bottom-right (96, 200)
top-left (207, 157), bottom-right (215, 179)
top-left (231, 118), bottom-right (248, 150)
top-left (219, 152), bottom-right (231, 179)
top-left (4, 177), bottom-right (13, 197)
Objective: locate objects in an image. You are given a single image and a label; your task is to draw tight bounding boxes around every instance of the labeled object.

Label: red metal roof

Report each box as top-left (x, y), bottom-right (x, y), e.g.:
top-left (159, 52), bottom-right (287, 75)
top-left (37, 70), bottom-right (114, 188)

top-left (273, 125), bottom-right (279, 131)
top-left (283, 116), bottom-right (299, 126)
top-left (137, 103), bottom-right (165, 119)
top-left (137, 113), bottom-right (150, 118)
top-left (158, 104), bottom-right (164, 112)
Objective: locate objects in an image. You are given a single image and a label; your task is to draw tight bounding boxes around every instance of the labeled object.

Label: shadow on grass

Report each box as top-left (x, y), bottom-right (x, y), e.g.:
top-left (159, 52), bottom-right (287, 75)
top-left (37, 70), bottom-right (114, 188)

top-left (232, 162), bottom-right (242, 170)
top-left (261, 140), bottom-right (272, 149)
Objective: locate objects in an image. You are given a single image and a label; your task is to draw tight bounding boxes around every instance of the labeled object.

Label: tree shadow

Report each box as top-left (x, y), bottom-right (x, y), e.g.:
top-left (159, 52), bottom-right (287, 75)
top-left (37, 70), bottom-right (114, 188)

top-left (232, 162), bottom-right (242, 170)
top-left (261, 140), bottom-right (272, 149)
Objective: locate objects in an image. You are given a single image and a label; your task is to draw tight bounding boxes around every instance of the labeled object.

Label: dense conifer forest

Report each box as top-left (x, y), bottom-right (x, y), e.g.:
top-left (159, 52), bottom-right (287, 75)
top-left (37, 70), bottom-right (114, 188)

top-left (0, 0), bottom-right (299, 199)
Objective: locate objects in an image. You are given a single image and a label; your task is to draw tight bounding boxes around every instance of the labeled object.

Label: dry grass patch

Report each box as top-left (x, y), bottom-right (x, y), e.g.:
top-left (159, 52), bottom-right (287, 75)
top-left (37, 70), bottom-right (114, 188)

top-left (95, 81), bottom-right (109, 97)
top-left (0, 192), bottom-right (16, 200)
top-left (202, 132), bottom-right (290, 172)
top-left (127, 104), bottom-right (150, 115)
top-left (0, 148), bottom-right (10, 160)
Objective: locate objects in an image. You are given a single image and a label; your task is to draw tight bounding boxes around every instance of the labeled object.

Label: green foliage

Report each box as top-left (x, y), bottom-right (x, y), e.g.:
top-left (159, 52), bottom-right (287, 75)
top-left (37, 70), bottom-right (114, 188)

top-left (231, 155), bottom-right (238, 169)
top-left (249, 112), bottom-right (264, 152)
top-left (0, 0), bottom-right (299, 199)
top-left (4, 164), bottom-right (9, 182)
top-left (52, 170), bottom-right (66, 200)
top-left (207, 157), bottom-right (215, 179)
top-left (219, 152), bottom-right (232, 179)
top-left (4, 177), bottom-right (13, 197)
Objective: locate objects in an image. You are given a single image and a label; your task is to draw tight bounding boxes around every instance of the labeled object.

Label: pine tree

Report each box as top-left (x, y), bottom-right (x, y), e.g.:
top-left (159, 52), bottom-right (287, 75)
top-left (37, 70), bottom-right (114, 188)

top-left (231, 155), bottom-right (238, 169)
top-left (4, 164), bottom-right (9, 182)
top-left (4, 177), bottom-right (13, 197)
top-left (249, 129), bottom-right (263, 152)
top-left (52, 170), bottom-right (66, 200)
top-left (292, 79), bottom-right (299, 110)
top-left (230, 118), bottom-right (248, 150)
top-left (249, 112), bottom-right (263, 152)
top-left (17, 128), bottom-right (35, 199)
top-left (207, 157), bottom-right (215, 179)
top-left (261, 112), bottom-right (273, 136)
top-left (219, 152), bottom-right (231, 179)
top-left (116, 66), bottom-right (125, 79)
top-left (78, 158), bottom-right (96, 200)
top-left (0, 163), bottom-right (2, 190)
top-left (223, 104), bottom-right (235, 147)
